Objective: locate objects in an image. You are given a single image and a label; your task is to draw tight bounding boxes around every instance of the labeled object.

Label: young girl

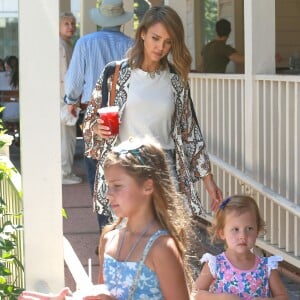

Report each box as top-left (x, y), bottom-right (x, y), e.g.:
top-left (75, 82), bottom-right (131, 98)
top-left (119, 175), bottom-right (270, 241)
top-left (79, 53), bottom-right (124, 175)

top-left (91, 137), bottom-right (193, 299)
top-left (193, 195), bottom-right (288, 300)
top-left (18, 137), bottom-right (193, 300)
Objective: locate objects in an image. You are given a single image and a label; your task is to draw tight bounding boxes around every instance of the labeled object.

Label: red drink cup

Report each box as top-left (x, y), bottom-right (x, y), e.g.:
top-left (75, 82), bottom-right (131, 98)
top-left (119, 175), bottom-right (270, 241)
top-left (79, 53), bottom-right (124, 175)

top-left (98, 106), bottom-right (119, 136)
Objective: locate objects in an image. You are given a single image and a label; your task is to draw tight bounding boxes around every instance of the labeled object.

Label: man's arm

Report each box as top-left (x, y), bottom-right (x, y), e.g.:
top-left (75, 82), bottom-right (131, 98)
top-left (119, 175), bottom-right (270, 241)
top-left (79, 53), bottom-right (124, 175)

top-left (229, 51), bottom-right (244, 64)
top-left (64, 39), bottom-right (86, 105)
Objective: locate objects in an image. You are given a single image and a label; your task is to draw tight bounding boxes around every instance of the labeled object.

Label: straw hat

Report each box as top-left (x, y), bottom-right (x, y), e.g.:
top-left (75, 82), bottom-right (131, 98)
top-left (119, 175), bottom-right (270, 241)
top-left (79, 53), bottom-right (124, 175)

top-left (90, 0), bottom-right (133, 27)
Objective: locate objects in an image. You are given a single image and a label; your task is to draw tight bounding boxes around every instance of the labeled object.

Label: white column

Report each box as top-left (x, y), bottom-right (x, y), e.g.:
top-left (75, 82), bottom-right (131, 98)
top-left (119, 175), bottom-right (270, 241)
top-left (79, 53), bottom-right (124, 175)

top-left (164, 0), bottom-right (187, 31)
top-left (123, 0), bottom-right (134, 38)
top-left (80, 0), bottom-right (97, 36)
top-left (19, 0), bottom-right (64, 292)
top-left (162, 0), bottom-right (189, 55)
top-left (60, 0), bottom-right (71, 13)
top-left (244, 0), bottom-right (275, 177)
top-left (244, 0), bottom-right (275, 75)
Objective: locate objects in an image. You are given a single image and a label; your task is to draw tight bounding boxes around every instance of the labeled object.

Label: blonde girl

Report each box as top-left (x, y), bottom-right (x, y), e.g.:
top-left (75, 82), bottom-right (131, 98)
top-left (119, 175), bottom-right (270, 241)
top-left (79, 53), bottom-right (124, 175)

top-left (193, 195), bottom-right (288, 300)
top-left (91, 137), bottom-right (193, 299)
top-left (19, 138), bottom-right (193, 300)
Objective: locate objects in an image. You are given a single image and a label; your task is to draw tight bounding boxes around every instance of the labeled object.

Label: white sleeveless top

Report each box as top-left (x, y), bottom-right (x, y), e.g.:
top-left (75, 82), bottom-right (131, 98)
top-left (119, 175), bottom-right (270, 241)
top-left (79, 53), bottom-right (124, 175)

top-left (118, 68), bottom-right (174, 150)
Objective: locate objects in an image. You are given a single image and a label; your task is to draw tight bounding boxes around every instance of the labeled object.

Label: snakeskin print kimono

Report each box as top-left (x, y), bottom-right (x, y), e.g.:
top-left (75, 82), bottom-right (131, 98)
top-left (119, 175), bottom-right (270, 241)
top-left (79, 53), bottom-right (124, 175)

top-left (83, 60), bottom-right (211, 218)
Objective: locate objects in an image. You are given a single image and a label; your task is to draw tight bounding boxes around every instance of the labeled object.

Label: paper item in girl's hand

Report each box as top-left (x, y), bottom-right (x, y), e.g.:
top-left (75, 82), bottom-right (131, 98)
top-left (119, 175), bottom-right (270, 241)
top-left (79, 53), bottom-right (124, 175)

top-left (65, 284), bottom-right (111, 299)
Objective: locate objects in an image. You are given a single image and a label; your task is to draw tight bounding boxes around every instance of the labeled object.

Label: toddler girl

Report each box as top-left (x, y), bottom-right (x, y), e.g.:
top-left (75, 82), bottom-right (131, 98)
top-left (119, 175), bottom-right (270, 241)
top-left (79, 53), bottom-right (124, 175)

top-left (193, 195), bottom-right (288, 300)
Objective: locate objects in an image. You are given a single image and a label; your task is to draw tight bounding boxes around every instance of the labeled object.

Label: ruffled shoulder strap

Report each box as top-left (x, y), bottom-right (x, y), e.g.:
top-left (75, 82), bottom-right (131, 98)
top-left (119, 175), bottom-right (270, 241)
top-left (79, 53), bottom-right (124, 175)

top-left (200, 253), bottom-right (217, 277)
top-left (267, 255), bottom-right (283, 277)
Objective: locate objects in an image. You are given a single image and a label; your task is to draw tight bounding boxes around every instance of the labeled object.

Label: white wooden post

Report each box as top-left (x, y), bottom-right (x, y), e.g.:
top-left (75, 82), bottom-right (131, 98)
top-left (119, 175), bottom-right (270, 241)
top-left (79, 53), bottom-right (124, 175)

top-left (244, 0), bottom-right (275, 177)
top-left (60, 0), bottom-right (71, 13)
top-left (19, 0), bottom-right (64, 292)
top-left (80, 0), bottom-right (97, 36)
top-left (164, 0), bottom-right (186, 25)
top-left (123, 0), bottom-right (134, 38)
top-left (160, 0), bottom-right (190, 62)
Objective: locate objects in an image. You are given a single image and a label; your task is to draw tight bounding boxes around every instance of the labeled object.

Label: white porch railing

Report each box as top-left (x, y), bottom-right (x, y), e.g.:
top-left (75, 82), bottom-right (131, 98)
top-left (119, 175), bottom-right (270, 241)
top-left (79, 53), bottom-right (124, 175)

top-left (190, 73), bottom-right (300, 269)
top-left (63, 237), bottom-right (93, 291)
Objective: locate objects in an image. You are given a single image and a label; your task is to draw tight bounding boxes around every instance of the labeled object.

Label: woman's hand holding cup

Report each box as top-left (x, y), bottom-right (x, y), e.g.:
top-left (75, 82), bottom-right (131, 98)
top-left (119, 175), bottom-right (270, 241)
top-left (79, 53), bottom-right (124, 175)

top-left (94, 106), bottom-right (120, 139)
top-left (93, 118), bottom-right (112, 138)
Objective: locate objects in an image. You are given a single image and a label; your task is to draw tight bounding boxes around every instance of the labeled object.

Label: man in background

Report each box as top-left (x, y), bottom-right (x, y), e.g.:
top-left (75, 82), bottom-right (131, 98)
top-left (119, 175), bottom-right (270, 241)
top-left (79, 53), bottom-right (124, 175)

top-left (201, 18), bottom-right (244, 73)
top-left (64, 0), bottom-right (133, 230)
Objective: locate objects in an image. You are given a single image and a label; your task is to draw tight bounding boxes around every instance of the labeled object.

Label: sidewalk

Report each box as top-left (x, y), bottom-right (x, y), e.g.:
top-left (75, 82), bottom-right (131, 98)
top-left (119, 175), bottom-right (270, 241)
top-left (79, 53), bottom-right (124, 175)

top-left (62, 139), bottom-right (100, 291)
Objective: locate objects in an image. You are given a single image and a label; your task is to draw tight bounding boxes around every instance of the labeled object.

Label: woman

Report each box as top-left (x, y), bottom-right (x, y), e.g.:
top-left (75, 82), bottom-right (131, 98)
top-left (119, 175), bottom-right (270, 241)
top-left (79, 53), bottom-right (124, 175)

top-left (0, 56), bottom-right (18, 91)
top-left (0, 58), bottom-right (5, 72)
top-left (4, 55), bottom-right (19, 89)
top-left (83, 5), bottom-right (222, 228)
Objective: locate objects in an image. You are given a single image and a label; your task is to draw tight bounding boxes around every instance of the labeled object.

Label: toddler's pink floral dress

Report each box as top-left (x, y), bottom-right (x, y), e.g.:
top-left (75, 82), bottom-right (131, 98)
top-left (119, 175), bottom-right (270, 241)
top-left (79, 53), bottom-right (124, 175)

top-left (200, 252), bottom-right (282, 300)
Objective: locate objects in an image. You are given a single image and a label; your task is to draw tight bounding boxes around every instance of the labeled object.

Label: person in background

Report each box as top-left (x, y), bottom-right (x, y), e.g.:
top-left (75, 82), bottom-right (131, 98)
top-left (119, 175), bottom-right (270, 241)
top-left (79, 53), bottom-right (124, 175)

top-left (84, 5), bottom-right (222, 237)
top-left (4, 55), bottom-right (19, 89)
top-left (0, 58), bottom-right (5, 72)
top-left (64, 0), bottom-right (133, 229)
top-left (0, 56), bottom-right (19, 130)
top-left (193, 195), bottom-right (288, 300)
top-left (0, 56), bottom-right (19, 144)
top-left (200, 19), bottom-right (244, 73)
top-left (59, 12), bottom-right (82, 185)
top-left (0, 58), bottom-right (12, 90)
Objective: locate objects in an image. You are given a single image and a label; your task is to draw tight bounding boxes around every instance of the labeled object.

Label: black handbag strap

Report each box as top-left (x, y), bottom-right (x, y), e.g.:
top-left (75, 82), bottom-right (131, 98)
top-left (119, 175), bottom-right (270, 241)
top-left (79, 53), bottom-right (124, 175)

top-left (101, 61), bottom-right (120, 108)
top-left (109, 61), bottom-right (120, 106)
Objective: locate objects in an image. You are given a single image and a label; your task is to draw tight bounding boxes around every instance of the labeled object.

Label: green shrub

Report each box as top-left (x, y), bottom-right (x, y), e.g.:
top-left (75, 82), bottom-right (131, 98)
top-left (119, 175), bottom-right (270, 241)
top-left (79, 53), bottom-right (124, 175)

top-left (0, 107), bottom-right (24, 299)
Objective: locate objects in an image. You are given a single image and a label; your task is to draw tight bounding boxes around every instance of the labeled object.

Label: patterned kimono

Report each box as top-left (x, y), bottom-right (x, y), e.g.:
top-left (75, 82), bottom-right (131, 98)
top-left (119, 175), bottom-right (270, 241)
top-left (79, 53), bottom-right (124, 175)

top-left (83, 59), bottom-right (211, 218)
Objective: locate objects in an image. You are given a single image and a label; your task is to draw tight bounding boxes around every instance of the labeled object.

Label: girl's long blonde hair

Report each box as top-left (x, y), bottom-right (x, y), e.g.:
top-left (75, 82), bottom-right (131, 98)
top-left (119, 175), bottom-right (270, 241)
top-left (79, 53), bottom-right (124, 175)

top-left (101, 137), bottom-right (195, 287)
top-left (127, 6), bottom-right (192, 84)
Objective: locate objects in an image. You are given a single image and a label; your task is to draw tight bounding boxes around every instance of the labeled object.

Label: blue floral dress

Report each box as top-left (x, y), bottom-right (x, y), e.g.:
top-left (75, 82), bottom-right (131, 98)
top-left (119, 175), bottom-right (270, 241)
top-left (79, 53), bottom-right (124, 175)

top-left (200, 252), bottom-right (283, 300)
top-left (103, 230), bottom-right (168, 300)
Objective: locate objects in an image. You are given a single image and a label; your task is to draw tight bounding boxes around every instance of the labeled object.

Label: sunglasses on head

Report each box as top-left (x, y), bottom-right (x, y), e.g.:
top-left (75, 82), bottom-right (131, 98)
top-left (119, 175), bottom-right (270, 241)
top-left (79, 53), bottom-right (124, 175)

top-left (112, 139), bottom-right (145, 165)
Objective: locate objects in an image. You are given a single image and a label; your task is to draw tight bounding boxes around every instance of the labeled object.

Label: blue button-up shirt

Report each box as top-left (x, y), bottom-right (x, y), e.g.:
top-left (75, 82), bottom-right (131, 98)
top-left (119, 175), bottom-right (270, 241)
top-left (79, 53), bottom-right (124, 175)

top-left (64, 28), bottom-right (133, 104)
